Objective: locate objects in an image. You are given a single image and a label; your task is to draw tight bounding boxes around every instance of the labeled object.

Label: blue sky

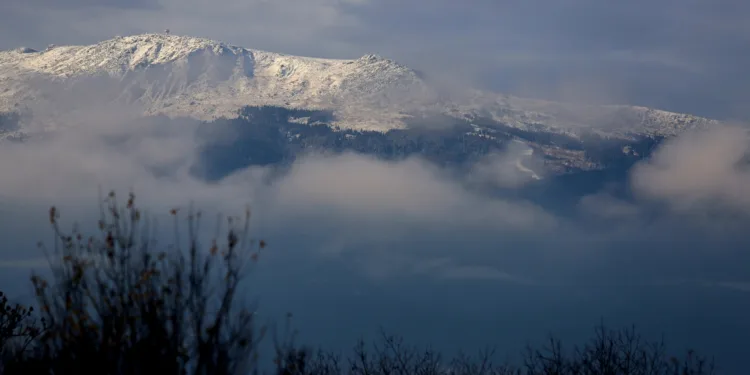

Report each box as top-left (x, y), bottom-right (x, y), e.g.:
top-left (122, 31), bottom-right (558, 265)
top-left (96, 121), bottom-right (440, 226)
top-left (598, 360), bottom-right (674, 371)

top-left (2, 0), bottom-right (750, 120)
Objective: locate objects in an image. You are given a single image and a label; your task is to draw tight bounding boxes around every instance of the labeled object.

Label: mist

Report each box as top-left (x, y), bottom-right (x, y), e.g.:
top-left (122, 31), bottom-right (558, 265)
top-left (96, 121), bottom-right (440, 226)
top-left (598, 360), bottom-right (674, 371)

top-left (0, 83), bottom-right (749, 369)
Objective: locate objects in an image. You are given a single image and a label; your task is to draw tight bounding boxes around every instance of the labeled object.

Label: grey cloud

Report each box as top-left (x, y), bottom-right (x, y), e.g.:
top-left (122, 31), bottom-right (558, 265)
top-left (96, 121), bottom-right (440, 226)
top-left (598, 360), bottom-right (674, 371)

top-left (268, 153), bottom-right (556, 232)
top-left (630, 126), bottom-right (750, 212)
top-left (0, 95), bottom-right (749, 370)
top-left (21, 0), bottom-right (160, 10)
top-left (466, 142), bottom-right (544, 189)
top-left (412, 257), bottom-right (533, 284)
top-left (1, 93), bottom-right (748, 288)
top-left (578, 193), bottom-right (641, 220)
top-left (332, 0), bottom-right (750, 118)
top-left (709, 281), bottom-right (750, 293)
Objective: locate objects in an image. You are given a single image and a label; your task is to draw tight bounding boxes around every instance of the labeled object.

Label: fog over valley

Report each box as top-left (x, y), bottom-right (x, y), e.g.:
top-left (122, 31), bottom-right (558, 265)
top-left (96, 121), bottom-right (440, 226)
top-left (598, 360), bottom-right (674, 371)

top-left (1, 1), bottom-right (749, 373)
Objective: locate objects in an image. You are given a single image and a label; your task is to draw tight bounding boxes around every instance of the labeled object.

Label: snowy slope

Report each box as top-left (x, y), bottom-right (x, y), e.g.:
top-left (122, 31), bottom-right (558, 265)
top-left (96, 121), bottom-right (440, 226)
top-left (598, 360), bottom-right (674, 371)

top-left (0, 34), bottom-right (435, 132)
top-left (0, 33), bottom-right (720, 136)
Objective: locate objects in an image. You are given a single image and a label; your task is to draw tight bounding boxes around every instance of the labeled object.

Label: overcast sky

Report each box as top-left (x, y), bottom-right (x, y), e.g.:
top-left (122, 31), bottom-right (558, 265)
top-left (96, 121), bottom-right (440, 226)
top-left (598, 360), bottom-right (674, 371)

top-left (3, 0), bottom-right (750, 121)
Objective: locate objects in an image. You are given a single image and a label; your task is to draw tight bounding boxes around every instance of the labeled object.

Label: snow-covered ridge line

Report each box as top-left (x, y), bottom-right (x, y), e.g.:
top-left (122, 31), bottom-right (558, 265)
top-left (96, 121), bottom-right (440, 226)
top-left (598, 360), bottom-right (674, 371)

top-left (0, 33), bottom-right (721, 135)
top-left (0, 34), bottom-right (401, 76)
top-left (0, 33), bottom-right (430, 131)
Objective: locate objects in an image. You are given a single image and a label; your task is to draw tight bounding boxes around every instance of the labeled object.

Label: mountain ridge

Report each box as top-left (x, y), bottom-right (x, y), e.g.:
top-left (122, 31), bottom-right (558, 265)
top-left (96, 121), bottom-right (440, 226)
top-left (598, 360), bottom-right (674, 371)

top-left (0, 33), bottom-right (733, 177)
top-left (0, 33), bottom-right (436, 131)
top-left (0, 33), bottom-right (720, 137)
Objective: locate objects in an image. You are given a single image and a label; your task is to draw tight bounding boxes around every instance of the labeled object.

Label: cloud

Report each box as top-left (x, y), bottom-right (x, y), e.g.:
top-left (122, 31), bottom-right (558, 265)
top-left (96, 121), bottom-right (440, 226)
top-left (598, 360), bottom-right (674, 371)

top-left (630, 125), bottom-right (750, 212)
top-left (578, 193), bottom-right (641, 220)
top-left (0, 85), bottom-right (749, 371)
top-left (466, 141), bottom-right (544, 189)
top-left (0, 85), bottom-right (559, 281)
top-left (22, 0), bottom-right (160, 10)
top-left (411, 257), bottom-right (534, 284)
top-left (707, 281), bottom-right (750, 293)
top-left (1, 90), bottom-right (747, 290)
top-left (268, 153), bottom-right (555, 231)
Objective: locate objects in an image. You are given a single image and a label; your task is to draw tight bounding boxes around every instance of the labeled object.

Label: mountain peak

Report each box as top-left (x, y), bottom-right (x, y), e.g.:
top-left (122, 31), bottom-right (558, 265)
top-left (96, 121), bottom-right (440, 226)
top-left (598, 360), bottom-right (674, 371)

top-left (358, 53), bottom-right (387, 63)
top-left (0, 33), bottom-right (720, 136)
top-left (0, 33), bottom-right (430, 131)
top-left (3, 33), bottom-right (247, 77)
top-left (102, 33), bottom-right (236, 54)
top-left (2, 33), bottom-right (412, 79)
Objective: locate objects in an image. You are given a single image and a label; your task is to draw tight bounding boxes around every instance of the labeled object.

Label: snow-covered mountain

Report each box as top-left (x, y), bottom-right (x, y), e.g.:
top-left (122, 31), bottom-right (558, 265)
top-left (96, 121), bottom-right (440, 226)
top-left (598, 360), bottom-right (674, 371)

top-left (0, 33), bottom-right (438, 132)
top-left (0, 33), bottom-right (718, 133)
top-left (0, 33), bottom-right (724, 176)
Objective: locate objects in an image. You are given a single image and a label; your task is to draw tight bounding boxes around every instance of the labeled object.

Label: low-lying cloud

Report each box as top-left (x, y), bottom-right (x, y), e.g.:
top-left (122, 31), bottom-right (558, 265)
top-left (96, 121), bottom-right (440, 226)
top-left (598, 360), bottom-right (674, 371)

top-left (631, 125), bottom-right (750, 212)
top-left (0, 99), bottom-right (748, 287)
top-left (1, 99), bottom-right (750, 370)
